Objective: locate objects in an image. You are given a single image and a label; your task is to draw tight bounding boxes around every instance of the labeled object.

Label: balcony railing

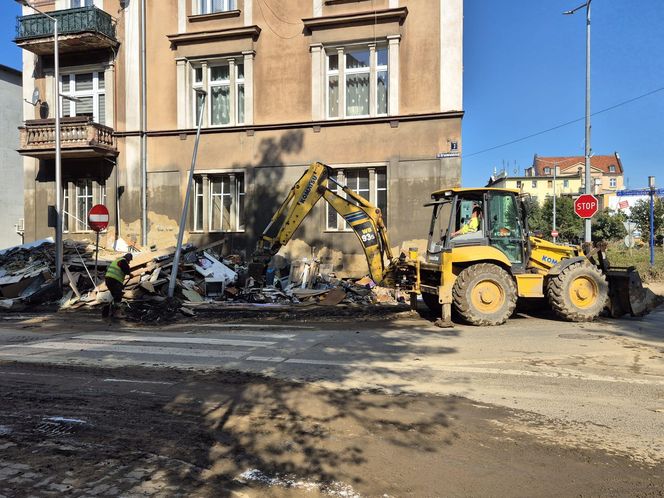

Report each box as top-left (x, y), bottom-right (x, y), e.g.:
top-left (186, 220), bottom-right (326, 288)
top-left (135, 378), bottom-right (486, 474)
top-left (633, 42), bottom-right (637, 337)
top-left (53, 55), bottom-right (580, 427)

top-left (18, 117), bottom-right (118, 159)
top-left (15, 6), bottom-right (118, 54)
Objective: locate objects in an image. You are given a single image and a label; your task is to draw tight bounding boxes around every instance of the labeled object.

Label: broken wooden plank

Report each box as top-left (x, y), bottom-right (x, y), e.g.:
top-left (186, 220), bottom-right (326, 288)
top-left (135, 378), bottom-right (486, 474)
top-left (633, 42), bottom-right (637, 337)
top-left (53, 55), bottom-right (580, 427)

top-left (63, 264), bottom-right (81, 298)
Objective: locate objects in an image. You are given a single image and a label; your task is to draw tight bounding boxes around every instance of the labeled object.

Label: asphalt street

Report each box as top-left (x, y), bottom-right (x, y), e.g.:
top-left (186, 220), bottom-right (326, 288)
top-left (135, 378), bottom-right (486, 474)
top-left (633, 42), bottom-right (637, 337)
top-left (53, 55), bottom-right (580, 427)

top-left (1, 304), bottom-right (663, 471)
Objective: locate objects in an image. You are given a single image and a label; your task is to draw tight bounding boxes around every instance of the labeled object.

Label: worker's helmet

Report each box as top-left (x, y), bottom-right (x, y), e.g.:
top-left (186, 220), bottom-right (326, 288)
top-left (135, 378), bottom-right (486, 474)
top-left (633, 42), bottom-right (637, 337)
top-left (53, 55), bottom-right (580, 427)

top-left (124, 253), bottom-right (133, 262)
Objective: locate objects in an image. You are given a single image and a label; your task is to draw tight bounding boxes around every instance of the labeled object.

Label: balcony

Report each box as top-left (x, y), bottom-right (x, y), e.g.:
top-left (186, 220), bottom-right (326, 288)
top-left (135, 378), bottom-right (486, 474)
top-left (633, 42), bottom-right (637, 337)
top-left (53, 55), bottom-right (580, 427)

top-left (15, 6), bottom-right (118, 55)
top-left (18, 117), bottom-right (118, 159)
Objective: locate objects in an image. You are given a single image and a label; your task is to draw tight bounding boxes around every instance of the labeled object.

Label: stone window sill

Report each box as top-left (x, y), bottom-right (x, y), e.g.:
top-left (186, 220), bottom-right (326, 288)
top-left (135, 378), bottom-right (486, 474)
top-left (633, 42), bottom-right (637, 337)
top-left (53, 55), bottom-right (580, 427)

top-left (188, 10), bottom-right (241, 23)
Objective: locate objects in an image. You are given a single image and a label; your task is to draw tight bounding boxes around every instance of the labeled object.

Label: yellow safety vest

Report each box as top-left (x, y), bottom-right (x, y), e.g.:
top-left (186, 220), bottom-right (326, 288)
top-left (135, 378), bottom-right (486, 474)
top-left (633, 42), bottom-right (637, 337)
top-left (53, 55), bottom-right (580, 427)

top-left (105, 257), bottom-right (127, 283)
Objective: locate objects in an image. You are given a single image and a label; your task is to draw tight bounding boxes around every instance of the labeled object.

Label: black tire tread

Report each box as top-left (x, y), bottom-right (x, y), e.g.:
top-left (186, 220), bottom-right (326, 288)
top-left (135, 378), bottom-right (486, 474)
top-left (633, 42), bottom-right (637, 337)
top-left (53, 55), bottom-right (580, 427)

top-left (546, 262), bottom-right (608, 322)
top-left (452, 263), bottom-right (517, 326)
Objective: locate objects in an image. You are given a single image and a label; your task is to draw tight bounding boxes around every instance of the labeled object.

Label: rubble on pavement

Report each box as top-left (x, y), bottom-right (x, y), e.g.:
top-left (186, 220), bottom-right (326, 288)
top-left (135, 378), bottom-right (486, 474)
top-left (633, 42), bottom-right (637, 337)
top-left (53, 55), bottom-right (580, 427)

top-left (0, 238), bottom-right (405, 321)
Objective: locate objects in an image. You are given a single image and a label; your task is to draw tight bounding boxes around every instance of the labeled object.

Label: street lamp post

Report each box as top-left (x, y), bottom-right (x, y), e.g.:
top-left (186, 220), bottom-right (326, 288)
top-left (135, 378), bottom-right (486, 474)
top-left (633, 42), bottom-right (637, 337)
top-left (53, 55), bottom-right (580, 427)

top-left (564, 0), bottom-right (593, 243)
top-left (20, 0), bottom-right (63, 282)
top-left (649, 176), bottom-right (656, 267)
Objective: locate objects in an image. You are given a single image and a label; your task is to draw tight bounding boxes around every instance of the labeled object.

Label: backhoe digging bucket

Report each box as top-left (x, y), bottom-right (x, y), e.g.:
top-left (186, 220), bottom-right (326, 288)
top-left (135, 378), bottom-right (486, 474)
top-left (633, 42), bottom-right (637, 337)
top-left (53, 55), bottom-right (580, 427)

top-left (606, 266), bottom-right (648, 318)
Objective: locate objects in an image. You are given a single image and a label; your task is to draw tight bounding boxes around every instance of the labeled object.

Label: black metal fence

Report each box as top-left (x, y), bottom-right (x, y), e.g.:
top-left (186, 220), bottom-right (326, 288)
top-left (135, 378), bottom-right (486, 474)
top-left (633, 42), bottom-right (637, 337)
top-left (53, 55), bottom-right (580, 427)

top-left (15, 6), bottom-right (116, 41)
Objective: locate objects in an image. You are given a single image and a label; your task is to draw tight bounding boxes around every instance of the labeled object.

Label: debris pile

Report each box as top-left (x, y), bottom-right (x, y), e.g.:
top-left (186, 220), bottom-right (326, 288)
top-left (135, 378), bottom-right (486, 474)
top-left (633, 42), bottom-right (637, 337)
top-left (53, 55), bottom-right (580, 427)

top-left (0, 238), bottom-right (404, 320)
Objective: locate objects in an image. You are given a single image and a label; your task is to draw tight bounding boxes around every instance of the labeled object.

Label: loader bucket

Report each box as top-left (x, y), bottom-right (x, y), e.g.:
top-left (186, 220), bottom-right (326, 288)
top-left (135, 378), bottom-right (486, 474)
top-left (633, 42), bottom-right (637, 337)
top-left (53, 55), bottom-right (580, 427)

top-left (605, 266), bottom-right (648, 318)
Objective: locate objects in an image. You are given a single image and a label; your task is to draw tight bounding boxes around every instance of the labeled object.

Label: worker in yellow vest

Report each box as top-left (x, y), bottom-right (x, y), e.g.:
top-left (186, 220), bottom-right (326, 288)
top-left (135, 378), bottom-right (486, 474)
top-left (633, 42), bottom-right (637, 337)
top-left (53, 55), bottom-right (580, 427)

top-left (102, 253), bottom-right (133, 319)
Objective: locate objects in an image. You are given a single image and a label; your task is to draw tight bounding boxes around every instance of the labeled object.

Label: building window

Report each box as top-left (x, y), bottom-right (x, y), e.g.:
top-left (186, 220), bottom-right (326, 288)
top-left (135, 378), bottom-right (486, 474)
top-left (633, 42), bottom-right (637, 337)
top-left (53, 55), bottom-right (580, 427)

top-left (516, 181), bottom-right (522, 189)
top-left (75, 180), bottom-right (94, 232)
top-left (610, 178), bottom-right (617, 188)
top-left (198, 0), bottom-right (235, 14)
top-left (71, 0), bottom-right (94, 7)
top-left (63, 185), bottom-right (70, 233)
top-left (193, 173), bottom-right (245, 232)
top-left (531, 180), bottom-right (537, 189)
top-left (563, 179), bottom-right (569, 188)
top-left (326, 45), bottom-right (388, 119)
top-left (192, 62), bottom-right (244, 127)
top-left (609, 165), bottom-right (616, 173)
top-left (544, 167), bottom-right (551, 175)
top-left (60, 71), bottom-right (106, 125)
top-left (547, 180), bottom-right (553, 188)
top-left (326, 167), bottom-right (387, 231)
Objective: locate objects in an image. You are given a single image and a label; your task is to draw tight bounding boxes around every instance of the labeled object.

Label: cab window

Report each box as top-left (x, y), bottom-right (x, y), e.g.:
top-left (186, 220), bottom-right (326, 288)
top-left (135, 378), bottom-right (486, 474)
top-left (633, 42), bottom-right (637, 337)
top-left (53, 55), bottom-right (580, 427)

top-left (488, 193), bottom-right (523, 264)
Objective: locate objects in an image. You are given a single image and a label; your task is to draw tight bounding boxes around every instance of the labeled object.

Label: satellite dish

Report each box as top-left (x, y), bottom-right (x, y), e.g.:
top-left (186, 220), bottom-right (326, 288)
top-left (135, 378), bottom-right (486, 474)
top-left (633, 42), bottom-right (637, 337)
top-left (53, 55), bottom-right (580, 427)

top-left (31, 88), bottom-right (41, 105)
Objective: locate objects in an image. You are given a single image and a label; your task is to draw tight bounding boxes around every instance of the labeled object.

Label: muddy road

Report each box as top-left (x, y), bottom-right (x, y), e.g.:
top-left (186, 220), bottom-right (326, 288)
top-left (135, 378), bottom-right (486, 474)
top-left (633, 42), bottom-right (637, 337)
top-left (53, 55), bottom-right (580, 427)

top-left (0, 362), bottom-right (662, 497)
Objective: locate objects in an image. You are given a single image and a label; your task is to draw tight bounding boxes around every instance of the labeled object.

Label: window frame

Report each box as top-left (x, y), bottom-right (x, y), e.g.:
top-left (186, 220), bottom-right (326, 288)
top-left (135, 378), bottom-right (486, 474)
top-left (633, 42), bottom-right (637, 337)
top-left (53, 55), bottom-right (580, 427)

top-left (325, 165), bottom-right (388, 232)
top-left (75, 179), bottom-right (95, 232)
top-left (198, 0), bottom-right (236, 15)
top-left (325, 43), bottom-right (389, 120)
top-left (59, 69), bottom-right (106, 125)
top-left (192, 172), bottom-right (245, 233)
top-left (609, 178), bottom-right (617, 188)
top-left (71, 0), bottom-right (94, 7)
top-left (191, 60), bottom-right (245, 128)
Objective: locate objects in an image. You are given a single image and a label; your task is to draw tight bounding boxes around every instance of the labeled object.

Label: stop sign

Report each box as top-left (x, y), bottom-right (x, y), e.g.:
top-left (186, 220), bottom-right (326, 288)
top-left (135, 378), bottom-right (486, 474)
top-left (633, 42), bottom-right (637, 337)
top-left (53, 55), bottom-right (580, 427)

top-left (88, 204), bottom-right (109, 232)
top-left (574, 194), bottom-right (599, 219)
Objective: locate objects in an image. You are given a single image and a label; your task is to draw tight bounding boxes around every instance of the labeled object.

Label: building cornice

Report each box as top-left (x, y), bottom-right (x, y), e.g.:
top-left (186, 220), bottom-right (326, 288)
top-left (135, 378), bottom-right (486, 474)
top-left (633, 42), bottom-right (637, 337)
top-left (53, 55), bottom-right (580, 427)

top-left (167, 25), bottom-right (261, 47)
top-left (113, 110), bottom-right (463, 138)
top-left (302, 7), bottom-right (408, 31)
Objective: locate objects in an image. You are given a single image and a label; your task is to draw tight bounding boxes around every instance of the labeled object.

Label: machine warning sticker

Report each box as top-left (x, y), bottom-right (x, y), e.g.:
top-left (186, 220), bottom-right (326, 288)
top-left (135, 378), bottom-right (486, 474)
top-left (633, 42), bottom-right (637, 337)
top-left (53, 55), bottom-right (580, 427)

top-left (353, 221), bottom-right (379, 248)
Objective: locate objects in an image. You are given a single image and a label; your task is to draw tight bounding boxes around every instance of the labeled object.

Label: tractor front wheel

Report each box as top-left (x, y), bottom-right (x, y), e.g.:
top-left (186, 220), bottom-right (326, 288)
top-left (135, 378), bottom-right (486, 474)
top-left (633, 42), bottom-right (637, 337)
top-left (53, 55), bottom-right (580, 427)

top-left (546, 262), bottom-right (608, 322)
top-left (452, 264), bottom-right (517, 326)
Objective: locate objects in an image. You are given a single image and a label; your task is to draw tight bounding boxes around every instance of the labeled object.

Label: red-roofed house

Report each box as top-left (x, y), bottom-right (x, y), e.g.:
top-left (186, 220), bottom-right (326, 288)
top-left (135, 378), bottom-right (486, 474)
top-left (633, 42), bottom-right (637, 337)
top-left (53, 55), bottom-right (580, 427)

top-left (524, 153), bottom-right (624, 194)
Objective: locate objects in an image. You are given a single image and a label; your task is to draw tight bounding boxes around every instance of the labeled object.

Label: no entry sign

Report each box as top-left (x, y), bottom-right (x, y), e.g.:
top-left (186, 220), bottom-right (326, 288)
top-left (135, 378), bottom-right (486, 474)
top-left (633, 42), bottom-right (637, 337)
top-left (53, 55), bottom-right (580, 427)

top-left (551, 230), bottom-right (559, 238)
top-left (574, 194), bottom-right (599, 219)
top-left (88, 204), bottom-right (109, 232)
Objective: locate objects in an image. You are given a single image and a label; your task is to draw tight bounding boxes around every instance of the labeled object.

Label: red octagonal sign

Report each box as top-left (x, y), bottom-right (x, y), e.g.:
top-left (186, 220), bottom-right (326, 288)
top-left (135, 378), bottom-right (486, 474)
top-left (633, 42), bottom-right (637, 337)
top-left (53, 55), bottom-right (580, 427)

top-left (88, 204), bottom-right (110, 232)
top-left (574, 194), bottom-right (599, 219)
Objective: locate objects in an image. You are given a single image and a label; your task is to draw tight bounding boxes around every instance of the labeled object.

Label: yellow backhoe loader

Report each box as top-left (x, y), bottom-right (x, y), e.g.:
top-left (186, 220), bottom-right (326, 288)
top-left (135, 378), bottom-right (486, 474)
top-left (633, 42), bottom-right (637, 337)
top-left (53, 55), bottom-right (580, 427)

top-left (252, 162), bottom-right (647, 326)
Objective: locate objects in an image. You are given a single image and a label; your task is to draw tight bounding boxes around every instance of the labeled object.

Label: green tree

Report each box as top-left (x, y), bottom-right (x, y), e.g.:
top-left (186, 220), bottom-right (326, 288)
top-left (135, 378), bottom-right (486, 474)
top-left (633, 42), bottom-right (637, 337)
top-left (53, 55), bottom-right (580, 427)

top-left (630, 198), bottom-right (664, 242)
top-left (541, 195), bottom-right (583, 242)
top-left (524, 197), bottom-right (546, 235)
top-left (591, 208), bottom-right (626, 242)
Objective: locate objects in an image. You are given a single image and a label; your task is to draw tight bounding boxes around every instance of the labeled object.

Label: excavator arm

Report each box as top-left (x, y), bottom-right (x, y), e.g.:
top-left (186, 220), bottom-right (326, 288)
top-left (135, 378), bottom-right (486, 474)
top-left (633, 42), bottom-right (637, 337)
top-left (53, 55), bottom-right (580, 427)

top-left (253, 162), bottom-right (393, 284)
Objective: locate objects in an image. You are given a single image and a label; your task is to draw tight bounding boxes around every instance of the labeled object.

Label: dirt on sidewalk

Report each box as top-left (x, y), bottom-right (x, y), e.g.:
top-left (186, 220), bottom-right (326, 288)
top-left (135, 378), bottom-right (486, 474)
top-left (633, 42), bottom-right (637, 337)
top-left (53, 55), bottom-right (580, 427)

top-left (0, 363), bottom-right (662, 497)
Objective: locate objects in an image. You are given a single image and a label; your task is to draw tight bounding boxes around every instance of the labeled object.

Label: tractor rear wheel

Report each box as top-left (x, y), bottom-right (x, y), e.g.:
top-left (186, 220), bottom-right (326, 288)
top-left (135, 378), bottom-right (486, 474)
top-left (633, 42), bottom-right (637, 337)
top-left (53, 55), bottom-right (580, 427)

top-left (546, 262), bottom-right (608, 322)
top-left (452, 264), bottom-right (517, 326)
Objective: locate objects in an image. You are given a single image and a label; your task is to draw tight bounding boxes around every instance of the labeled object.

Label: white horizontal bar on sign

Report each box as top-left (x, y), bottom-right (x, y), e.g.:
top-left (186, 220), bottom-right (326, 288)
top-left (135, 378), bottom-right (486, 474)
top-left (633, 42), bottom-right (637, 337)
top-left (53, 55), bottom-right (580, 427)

top-left (76, 334), bottom-right (276, 348)
top-left (88, 214), bottom-right (109, 222)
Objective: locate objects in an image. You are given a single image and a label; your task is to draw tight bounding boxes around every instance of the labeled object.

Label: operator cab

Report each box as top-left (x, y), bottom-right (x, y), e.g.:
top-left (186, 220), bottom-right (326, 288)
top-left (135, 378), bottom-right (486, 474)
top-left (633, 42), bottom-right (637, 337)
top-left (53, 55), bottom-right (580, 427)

top-left (426, 188), bottom-right (527, 270)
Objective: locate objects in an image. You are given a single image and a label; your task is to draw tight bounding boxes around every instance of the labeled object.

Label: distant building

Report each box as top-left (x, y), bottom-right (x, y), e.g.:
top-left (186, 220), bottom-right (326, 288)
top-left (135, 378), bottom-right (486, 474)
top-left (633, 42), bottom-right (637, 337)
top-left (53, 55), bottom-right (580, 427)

top-left (0, 64), bottom-right (23, 249)
top-left (487, 153), bottom-right (625, 206)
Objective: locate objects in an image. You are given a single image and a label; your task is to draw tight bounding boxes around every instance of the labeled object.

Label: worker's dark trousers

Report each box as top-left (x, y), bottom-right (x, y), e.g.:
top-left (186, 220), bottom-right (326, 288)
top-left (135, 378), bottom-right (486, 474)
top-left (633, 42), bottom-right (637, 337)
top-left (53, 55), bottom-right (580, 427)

top-left (102, 277), bottom-right (124, 317)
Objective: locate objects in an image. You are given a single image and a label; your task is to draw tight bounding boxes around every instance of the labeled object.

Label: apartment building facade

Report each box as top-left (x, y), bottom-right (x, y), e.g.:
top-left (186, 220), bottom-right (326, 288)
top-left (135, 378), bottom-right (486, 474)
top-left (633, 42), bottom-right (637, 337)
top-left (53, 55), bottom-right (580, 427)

top-left (16, 0), bottom-right (463, 272)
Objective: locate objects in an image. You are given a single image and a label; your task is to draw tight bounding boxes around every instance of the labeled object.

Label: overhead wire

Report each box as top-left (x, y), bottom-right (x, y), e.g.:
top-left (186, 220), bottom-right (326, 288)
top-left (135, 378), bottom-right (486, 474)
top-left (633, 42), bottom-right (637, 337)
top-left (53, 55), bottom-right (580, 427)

top-left (463, 85), bottom-right (664, 158)
top-left (255, 0), bottom-right (303, 40)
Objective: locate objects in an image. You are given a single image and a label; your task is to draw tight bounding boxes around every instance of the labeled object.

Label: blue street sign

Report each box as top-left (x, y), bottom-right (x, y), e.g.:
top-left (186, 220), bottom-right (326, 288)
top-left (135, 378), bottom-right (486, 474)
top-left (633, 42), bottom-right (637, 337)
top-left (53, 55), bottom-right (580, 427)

top-left (617, 189), bottom-right (664, 196)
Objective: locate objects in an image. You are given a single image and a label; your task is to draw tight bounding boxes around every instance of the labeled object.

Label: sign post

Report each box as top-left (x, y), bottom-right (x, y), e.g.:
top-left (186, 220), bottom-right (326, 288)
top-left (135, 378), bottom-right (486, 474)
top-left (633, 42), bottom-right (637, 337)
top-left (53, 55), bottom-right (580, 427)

top-left (574, 194), bottom-right (599, 219)
top-left (88, 204), bottom-right (110, 285)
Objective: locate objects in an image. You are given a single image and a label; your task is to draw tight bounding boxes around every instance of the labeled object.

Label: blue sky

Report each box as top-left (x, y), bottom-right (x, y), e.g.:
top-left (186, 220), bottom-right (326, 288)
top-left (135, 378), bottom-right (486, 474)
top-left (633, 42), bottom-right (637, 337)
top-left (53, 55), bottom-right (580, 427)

top-left (1, 1), bottom-right (662, 189)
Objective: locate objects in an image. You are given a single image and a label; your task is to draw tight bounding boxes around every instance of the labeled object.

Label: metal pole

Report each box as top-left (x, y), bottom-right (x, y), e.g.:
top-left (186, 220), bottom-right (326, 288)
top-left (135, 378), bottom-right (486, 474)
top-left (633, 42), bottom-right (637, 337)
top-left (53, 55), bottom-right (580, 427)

top-left (94, 230), bottom-right (100, 286)
top-left (583, 0), bottom-right (592, 243)
top-left (553, 163), bottom-right (557, 243)
top-left (54, 17), bottom-right (63, 282)
top-left (650, 189), bottom-right (655, 267)
top-left (140, 0), bottom-right (148, 247)
top-left (168, 90), bottom-right (207, 298)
